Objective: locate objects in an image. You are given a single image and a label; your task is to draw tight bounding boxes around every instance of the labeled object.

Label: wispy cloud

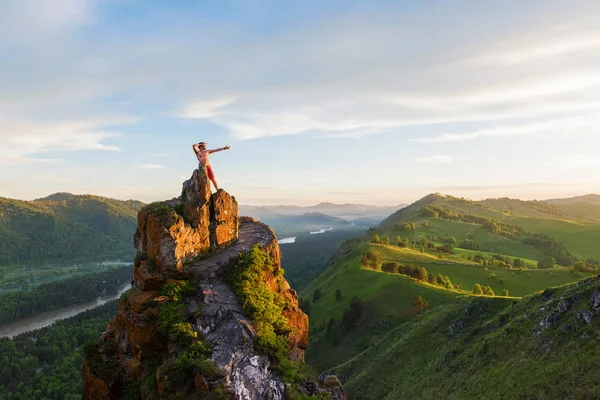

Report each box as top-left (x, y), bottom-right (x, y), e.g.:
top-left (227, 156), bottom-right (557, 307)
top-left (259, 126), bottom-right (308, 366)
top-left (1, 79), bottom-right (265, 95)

top-left (4, 1), bottom-right (600, 144)
top-left (138, 164), bottom-right (165, 170)
top-left (414, 155), bottom-right (454, 164)
top-left (0, 116), bottom-right (128, 164)
top-left (412, 113), bottom-right (600, 143)
top-left (180, 97), bottom-right (239, 119)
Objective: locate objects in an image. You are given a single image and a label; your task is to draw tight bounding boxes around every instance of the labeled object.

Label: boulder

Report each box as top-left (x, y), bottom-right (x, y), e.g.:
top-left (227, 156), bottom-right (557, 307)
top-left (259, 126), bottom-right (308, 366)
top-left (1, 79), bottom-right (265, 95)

top-left (210, 189), bottom-right (239, 248)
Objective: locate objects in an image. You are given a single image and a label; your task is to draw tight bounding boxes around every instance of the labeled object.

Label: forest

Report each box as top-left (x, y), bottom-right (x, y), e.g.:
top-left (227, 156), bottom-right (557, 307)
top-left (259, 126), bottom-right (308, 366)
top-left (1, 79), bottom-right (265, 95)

top-left (0, 266), bottom-right (131, 324)
top-left (0, 300), bottom-right (118, 400)
top-left (0, 194), bottom-right (142, 264)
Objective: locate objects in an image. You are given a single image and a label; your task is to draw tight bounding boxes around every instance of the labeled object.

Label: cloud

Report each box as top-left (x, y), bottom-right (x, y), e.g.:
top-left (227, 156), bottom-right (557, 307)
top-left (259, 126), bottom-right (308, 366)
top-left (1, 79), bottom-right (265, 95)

top-left (0, 0), bottom-right (94, 43)
top-left (0, 116), bottom-right (128, 164)
top-left (413, 113), bottom-right (600, 143)
top-left (467, 16), bottom-right (600, 65)
top-left (171, 8), bottom-right (600, 140)
top-left (415, 155), bottom-right (454, 164)
top-left (3, 0), bottom-right (600, 146)
top-left (180, 97), bottom-right (239, 119)
top-left (138, 164), bottom-right (165, 170)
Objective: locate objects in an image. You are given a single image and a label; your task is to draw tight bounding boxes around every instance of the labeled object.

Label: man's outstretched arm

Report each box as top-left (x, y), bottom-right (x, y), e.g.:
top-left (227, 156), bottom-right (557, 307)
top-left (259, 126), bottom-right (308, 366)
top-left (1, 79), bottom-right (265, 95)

top-left (208, 145), bottom-right (231, 154)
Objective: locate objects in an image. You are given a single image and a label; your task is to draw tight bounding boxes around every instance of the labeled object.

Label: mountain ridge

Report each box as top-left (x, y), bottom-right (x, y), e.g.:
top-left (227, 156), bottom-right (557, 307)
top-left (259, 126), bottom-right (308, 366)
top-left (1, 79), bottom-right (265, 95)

top-left (0, 194), bottom-right (144, 264)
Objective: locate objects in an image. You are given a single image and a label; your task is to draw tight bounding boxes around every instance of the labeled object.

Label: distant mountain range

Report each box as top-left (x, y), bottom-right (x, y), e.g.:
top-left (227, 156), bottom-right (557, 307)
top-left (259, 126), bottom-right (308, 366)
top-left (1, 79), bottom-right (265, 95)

top-left (240, 202), bottom-right (406, 221)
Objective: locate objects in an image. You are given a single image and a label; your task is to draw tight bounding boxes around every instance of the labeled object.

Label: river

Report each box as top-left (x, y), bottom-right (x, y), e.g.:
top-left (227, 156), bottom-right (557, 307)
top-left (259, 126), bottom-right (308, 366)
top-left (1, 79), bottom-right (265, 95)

top-left (0, 283), bottom-right (131, 339)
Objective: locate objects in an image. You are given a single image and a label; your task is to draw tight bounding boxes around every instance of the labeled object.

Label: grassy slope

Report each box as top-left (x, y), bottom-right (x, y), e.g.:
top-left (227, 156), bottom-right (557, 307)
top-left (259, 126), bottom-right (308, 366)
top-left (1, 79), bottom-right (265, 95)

top-left (300, 194), bottom-right (599, 397)
top-left (380, 194), bottom-right (600, 262)
top-left (370, 243), bottom-right (594, 297)
top-left (301, 243), bottom-right (459, 371)
top-left (334, 275), bottom-right (600, 400)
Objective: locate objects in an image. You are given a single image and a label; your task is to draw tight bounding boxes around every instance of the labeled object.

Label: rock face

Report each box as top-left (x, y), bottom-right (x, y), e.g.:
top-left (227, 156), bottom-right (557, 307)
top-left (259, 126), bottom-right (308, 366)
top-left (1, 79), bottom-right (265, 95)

top-left (133, 168), bottom-right (239, 282)
top-left (82, 167), bottom-right (345, 400)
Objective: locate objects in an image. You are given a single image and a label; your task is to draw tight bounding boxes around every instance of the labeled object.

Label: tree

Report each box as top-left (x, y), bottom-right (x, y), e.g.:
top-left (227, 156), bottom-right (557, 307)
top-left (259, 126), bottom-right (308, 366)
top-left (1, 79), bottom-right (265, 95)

top-left (403, 238), bottom-right (409, 248)
top-left (513, 258), bottom-right (524, 268)
top-left (381, 262), bottom-right (399, 273)
top-left (439, 244), bottom-right (454, 254)
top-left (437, 274), bottom-right (445, 286)
top-left (473, 284), bottom-right (484, 295)
top-left (361, 251), bottom-right (381, 269)
top-left (423, 221), bottom-right (430, 228)
top-left (483, 285), bottom-right (495, 296)
top-left (382, 236), bottom-right (390, 246)
top-left (335, 289), bottom-right (342, 301)
top-left (371, 233), bottom-right (381, 244)
top-left (444, 276), bottom-right (454, 290)
top-left (395, 236), bottom-right (403, 246)
top-left (459, 239), bottom-right (475, 250)
top-left (417, 267), bottom-right (428, 282)
top-left (428, 273), bottom-right (436, 284)
top-left (413, 295), bottom-right (429, 314)
top-left (538, 255), bottom-right (555, 269)
top-left (501, 289), bottom-right (509, 297)
top-left (312, 288), bottom-right (323, 303)
top-left (341, 297), bottom-right (364, 330)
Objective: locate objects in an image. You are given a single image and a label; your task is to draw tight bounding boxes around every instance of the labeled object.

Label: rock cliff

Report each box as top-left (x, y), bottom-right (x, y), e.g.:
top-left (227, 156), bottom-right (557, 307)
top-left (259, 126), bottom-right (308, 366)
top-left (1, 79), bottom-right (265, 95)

top-left (82, 167), bottom-right (346, 400)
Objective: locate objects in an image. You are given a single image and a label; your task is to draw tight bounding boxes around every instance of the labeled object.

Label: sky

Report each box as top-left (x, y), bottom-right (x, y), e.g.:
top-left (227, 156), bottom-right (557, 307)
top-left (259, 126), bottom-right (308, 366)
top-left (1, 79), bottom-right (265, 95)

top-left (1, 0), bottom-right (600, 206)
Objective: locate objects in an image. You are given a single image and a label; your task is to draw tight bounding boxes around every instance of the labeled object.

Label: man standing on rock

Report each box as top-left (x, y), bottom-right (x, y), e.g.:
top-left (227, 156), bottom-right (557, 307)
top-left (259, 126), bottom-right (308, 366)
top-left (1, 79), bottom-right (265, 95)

top-left (192, 142), bottom-right (231, 190)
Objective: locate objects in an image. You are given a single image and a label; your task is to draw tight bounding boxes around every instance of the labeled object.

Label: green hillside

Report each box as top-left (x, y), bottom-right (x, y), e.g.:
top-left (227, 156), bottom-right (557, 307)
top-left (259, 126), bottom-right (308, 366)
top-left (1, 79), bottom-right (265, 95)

top-left (379, 193), bottom-right (600, 264)
top-left (0, 194), bottom-right (144, 265)
top-left (300, 238), bottom-right (593, 372)
top-left (301, 193), bottom-right (599, 391)
top-left (334, 275), bottom-right (600, 399)
top-left (300, 240), bottom-right (459, 371)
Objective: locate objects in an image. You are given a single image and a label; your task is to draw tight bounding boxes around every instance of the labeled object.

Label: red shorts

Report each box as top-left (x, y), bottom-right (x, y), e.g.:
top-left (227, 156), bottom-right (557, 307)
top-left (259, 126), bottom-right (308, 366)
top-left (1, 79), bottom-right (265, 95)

top-left (206, 165), bottom-right (215, 180)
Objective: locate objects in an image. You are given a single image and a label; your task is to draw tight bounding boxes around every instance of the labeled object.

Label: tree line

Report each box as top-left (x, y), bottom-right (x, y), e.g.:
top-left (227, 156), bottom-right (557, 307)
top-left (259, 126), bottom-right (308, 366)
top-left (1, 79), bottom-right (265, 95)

top-left (0, 266), bottom-right (131, 324)
top-left (420, 205), bottom-right (594, 268)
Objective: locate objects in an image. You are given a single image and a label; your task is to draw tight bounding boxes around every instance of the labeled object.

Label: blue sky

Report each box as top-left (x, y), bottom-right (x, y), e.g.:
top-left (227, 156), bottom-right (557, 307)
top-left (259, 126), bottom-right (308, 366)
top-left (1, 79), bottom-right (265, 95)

top-left (1, 0), bottom-right (599, 205)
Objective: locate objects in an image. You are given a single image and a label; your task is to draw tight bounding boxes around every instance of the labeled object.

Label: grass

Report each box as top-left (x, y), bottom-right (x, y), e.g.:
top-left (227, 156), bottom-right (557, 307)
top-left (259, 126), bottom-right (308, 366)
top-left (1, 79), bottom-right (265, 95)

top-left (332, 275), bottom-right (600, 400)
top-left (302, 193), bottom-right (600, 396)
top-left (301, 239), bottom-right (595, 372)
top-left (300, 243), bottom-right (459, 371)
top-left (365, 243), bottom-right (594, 297)
top-left (508, 215), bottom-right (600, 260)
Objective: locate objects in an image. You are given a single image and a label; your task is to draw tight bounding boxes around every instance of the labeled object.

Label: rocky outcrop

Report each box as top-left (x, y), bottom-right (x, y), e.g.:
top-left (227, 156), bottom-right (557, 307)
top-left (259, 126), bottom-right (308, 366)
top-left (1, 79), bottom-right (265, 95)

top-left (82, 167), bottom-right (345, 400)
top-left (133, 169), bottom-right (239, 284)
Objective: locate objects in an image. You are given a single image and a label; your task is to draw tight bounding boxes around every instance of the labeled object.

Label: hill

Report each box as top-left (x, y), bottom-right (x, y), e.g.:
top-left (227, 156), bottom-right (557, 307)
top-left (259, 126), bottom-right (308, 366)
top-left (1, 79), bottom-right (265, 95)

top-left (333, 275), bottom-right (600, 399)
top-left (379, 193), bottom-right (600, 262)
top-left (546, 193), bottom-right (600, 205)
top-left (300, 238), bottom-right (594, 372)
top-left (0, 193), bottom-right (144, 265)
top-left (300, 192), bottom-right (599, 389)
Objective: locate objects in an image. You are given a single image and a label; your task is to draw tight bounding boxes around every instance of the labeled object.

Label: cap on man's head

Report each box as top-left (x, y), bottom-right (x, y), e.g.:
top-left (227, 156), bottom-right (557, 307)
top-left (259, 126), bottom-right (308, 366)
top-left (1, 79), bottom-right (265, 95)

top-left (198, 142), bottom-right (206, 146)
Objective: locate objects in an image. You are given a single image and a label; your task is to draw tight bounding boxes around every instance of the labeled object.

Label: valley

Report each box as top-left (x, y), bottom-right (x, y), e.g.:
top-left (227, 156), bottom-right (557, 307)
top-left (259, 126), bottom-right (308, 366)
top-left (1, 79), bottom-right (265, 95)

top-left (1, 191), bottom-right (599, 399)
